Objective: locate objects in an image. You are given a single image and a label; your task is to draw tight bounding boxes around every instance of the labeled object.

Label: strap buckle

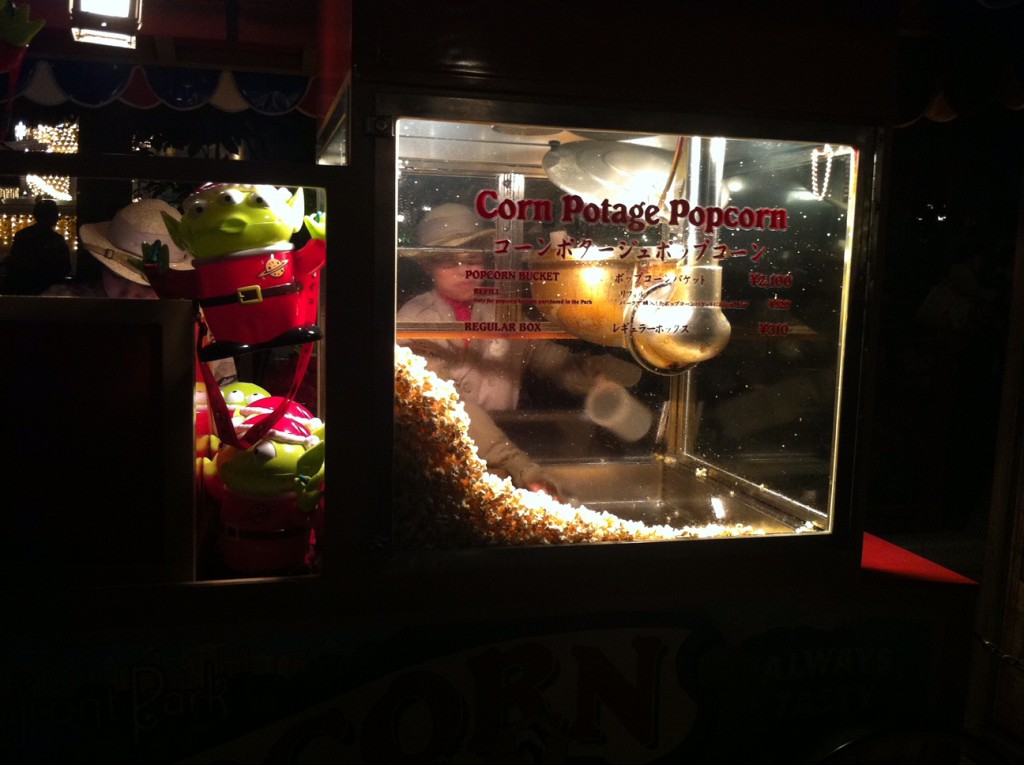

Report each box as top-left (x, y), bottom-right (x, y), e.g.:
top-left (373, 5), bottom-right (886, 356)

top-left (236, 285), bottom-right (263, 304)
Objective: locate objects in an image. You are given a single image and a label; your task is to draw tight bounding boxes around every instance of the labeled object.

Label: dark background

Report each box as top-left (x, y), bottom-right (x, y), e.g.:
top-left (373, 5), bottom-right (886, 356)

top-left (864, 101), bottom-right (1023, 579)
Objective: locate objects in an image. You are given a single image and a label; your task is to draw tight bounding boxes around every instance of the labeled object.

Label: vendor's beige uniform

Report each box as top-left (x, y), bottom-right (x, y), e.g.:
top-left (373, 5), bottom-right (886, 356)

top-left (398, 289), bottom-right (596, 488)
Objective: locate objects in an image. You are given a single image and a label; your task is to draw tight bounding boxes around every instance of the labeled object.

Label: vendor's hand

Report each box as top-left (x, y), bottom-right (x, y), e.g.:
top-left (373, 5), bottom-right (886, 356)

top-left (526, 479), bottom-right (562, 502)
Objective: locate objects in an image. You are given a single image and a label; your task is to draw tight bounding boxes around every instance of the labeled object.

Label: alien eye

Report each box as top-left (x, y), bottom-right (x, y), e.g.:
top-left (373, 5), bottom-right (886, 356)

top-left (253, 441), bottom-right (277, 463)
top-left (191, 203), bottom-right (205, 216)
top-left (249, 193), bottom-right (270, 208)
top-left (220, 188), bottom-right (246, 206)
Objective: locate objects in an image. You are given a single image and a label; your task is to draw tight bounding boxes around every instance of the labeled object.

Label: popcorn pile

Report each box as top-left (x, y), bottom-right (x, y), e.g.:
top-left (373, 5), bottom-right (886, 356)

top-left (393, 346), bottom-right (763, 549)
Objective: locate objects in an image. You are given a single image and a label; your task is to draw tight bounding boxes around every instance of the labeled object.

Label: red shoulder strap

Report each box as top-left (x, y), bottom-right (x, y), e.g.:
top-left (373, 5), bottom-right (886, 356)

top-left (198, 321), bottom-right (316, 450)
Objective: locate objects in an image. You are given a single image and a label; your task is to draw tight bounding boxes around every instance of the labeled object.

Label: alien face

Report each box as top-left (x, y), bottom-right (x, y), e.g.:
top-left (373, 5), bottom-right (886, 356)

top-left (214, 410), bottom-right (322, 497)
top-left (175, 184), bottom-right (304, 259)
top-left (217, 437), bottom-right (312, 497)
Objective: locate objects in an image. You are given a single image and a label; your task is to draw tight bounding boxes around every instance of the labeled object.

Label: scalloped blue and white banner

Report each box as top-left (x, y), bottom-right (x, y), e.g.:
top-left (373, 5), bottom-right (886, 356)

top-left (1, 59), bottom-right (315, 116)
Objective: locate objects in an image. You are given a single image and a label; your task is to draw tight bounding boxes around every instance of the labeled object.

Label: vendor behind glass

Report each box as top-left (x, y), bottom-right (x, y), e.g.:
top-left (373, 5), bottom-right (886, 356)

top-left (397, 203), bottom-right (638, 496)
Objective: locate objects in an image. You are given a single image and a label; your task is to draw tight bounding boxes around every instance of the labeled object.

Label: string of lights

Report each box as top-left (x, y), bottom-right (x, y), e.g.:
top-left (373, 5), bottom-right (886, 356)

top-left (0, 121), bottom-right (79, 254)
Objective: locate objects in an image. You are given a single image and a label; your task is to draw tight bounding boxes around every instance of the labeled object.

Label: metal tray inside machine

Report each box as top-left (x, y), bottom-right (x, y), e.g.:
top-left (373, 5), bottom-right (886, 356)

top-left (540, 460), bottom-right (813, 536)
top-left (492, 408), bottom-right (822, 536)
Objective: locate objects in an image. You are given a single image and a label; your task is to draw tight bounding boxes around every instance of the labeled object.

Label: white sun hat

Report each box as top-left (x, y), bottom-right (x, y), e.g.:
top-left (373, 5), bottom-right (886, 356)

top-left (79, 199), bottom-right (191, 285)
top-left (415, 203), bottom-right (492, 248)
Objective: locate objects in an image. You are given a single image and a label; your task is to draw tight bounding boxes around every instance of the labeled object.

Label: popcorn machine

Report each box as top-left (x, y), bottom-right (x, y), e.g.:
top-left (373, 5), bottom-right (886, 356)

top-left (383, 109), bottom-right (874, 562)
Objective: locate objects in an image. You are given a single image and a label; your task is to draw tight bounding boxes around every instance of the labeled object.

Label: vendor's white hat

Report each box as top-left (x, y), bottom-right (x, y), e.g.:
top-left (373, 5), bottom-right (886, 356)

top-left (415, 203), bottom-right (492, 248)
top-left (79, 199), bottom-right (190, 285)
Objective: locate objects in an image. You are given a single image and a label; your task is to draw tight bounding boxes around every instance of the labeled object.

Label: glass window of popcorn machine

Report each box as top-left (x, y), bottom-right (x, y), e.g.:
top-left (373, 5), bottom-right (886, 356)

top-left (393, 119), bottom-right (860, 550)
